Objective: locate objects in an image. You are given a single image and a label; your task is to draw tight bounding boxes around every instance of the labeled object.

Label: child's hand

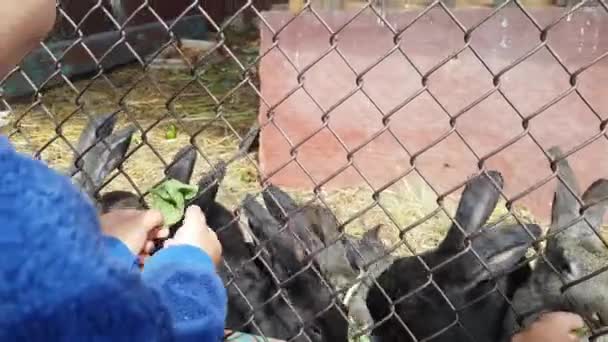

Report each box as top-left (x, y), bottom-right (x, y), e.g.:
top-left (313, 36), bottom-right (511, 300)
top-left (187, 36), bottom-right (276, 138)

top-left (99, 209), bottom-right (168, 257)
top-left (165, 205), bottom-right (223, 266)
top-left (511, 312), bottom-right (585, 342)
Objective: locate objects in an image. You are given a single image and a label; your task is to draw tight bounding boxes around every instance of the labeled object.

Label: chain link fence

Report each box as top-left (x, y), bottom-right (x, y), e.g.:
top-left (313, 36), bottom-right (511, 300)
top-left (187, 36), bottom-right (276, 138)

top-left (2, 0), bottom-right (608, 341)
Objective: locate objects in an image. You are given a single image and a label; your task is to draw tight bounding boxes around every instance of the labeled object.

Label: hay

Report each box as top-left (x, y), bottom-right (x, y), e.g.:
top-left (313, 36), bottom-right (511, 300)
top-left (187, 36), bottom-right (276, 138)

top-left (1, 103), bottom-right (558, 245)
top-left (3, 97), bottom-right (540, 258)
top-left (1, 28), bottom-right (541, 257)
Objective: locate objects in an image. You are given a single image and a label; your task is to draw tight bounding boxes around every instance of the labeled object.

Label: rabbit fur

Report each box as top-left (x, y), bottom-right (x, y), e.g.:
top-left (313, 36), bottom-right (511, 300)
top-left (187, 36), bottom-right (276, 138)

top-left (366, 171), bottom-right (542, 342)
top-left (260, 184), bottom-right (394, 328)
top-left (68, 115), bottom-right (349, 342)
top-left (503, 147), bottom-right (608, 342)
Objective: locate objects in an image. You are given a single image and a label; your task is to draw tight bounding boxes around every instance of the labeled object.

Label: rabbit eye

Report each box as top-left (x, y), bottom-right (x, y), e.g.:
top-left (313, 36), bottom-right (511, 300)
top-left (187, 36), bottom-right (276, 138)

top-left (474, 278), bottom-right (494, 292)
top-left (478, 278), bottom-right (492, 286)
top-left (308, 325), bottom-right (322, 338)
top-left (553, 248), bottom-right (576, 277)
top-left (560, 261), bottom-right (579, 279)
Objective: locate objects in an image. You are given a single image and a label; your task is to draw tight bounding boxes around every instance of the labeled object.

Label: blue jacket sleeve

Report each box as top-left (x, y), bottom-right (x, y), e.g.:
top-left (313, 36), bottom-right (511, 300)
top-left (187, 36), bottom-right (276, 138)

top-left (142, 245), bottom-right (227, 342)
top-left (101, 235), bottom-right (140, 272)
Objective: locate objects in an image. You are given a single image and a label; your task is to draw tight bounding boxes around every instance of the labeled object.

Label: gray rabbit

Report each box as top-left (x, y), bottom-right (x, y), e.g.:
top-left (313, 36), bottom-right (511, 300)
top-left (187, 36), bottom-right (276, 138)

top-left (240, 195), bottom-right (350, 341)
top-left (66, 114), bottom-right (150, 213)
top-left (67, 113), bottom-right (139, 209)
top-left (366, 170), bottom-right (542, 341)
top-left (503, 147), bottom-right (608, 342)
top-left (260, 184), bottom-right (394, 328)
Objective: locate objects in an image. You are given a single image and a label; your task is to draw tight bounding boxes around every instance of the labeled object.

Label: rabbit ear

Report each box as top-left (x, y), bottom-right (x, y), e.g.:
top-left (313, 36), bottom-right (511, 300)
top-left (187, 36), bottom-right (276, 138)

top-left (362, 224), bottom-right (383, 244)
top-left (291, 205), bottom-right (341, 244)
top-left (238, 121), bottom-right (260, 155)
top-left (241, 195), bottom-right (279, 241)
top-left (165, 145), bottom-right (197, 184)
top-left (346, 225), bottom-right (387, 270)
top-left (73, 113), bottom-right (118, 161)
top-left (192, 161), bottom-right (226, 212)
top-left (465, 223), bottom-right (542, 283)
top-left (581, 179), bottom-right (608, 229)
top-left (577, 179), bottom-right (608, 252)
top-left (262, 184), bottom-right (299, 224)
top-left (226, 122), bottom-right (260, 164)
top-left (289, 206), bottom-right (330, 258)
top-left (548, 146), bottom-right (582, 230)
top-left (70, 114), bottom-right (118, 191)
top-left (360, 225), bottom-right (388, 256)
top-left (439, 170), bottom-right (504, 252)
top-left (98, 125), bottom-right (137, 178)
top-left (71, 125), bottom-right (137, 197)
top-left (242, 195), bottom-right (308, 278)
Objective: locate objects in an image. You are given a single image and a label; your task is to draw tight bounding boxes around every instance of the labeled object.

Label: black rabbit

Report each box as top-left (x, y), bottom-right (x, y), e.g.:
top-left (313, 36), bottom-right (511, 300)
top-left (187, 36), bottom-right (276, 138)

top-left (503, 147), bottom-right (608, 342)
top-left (366, 171), bottom-right (542, 342)
top-left (67, 113), bottom-right (139, 209)
top-left (240, 195), bottom-right (350, 341)
top-left (69, 115), bottom-right (349, 341)
top-left (261, 184), bottom-right (394, 328)
top-left (160, 163), bottom-right (350, 341)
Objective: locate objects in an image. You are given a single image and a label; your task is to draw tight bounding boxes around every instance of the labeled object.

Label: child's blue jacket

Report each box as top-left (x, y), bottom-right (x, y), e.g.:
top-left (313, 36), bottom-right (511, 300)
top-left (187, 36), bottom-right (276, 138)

top-left (0, 136), bottom-right (227, 342)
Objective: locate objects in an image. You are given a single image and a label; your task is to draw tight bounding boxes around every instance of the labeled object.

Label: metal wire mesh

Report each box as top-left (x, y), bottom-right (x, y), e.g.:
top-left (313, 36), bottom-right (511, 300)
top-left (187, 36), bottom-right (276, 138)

top-left (2, 0), bottom-right (608, 341)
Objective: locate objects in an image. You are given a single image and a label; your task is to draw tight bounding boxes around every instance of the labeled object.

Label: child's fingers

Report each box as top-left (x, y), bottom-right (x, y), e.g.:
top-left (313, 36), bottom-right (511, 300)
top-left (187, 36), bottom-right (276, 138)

top-left (138, 254), bottom-right (149, 268)
top-left (143, 240), bottom-right (155, 254)
top-left (149, 227), bottom-right (170, 240)
top-left (537, 311), bottom-right (586, 340)
top-left (540, 312), bottom-right (585, 331)
top-left (142, 209), bottom-right (164, 230)
top-left (163, 238), bottom-right (177, 248)
top-left (187, 205), bottom-right (206, 222)
top-left (165, 206), bottom-right (222, 265)
top-left (183, 205), bottom-right (207, 231)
